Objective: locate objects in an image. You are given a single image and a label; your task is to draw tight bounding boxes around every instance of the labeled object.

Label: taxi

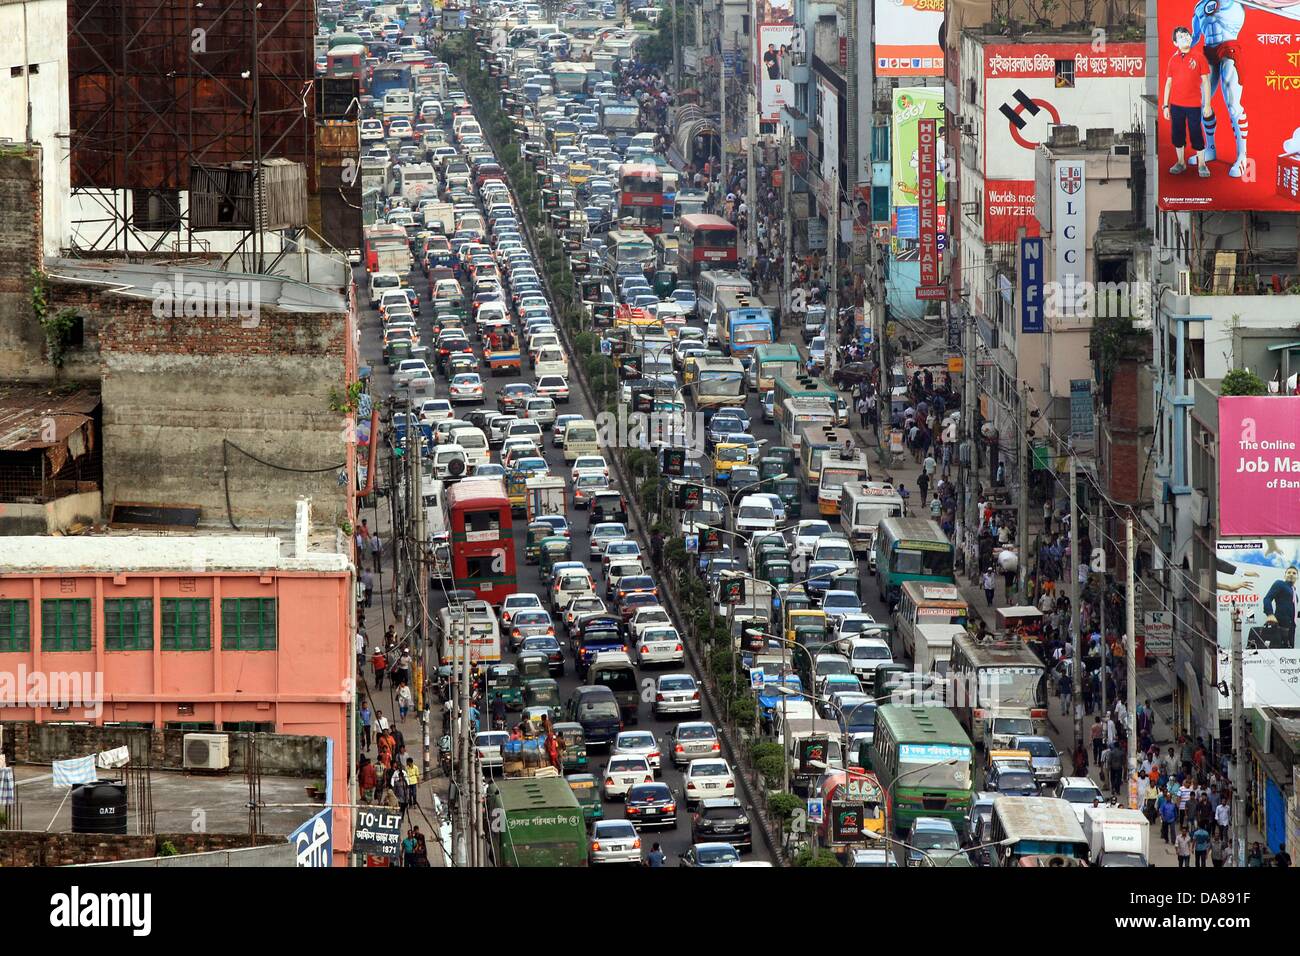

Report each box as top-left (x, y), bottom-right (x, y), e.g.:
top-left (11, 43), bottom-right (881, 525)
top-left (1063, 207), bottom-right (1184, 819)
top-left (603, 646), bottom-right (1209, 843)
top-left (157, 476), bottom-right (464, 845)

top-left (712, 442), bottom-right (750, 484)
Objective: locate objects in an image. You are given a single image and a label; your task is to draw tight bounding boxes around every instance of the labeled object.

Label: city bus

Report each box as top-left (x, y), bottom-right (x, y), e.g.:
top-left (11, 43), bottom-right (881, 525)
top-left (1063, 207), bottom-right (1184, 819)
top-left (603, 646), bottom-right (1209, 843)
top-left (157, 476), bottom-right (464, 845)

top-left (437, 597), bottom-right (503, 667)
top-left (327, 43), bottom-right (367, 81)
top-left (987, 797), bottom-right (1089, 866)
top-left (896, 580), bottom-right (968, 660)
top-left (874, 517), bottom-right (955, 608)
top-left (775, 375), bottom-right (847, 427)
top-left (676, 214), bottom-right (738, 285)
top-left (816, 448), bottom-right (872, 517)
top-left (778, 397), bottom-right (836, 452)
top-left (798, 424), bottom-right (854, 500)
top-left (444, 476), bottom-right (516, 605)
top-left (369, 63), bottom-right (412, 99)
top-left (950, 634), bottom-right (1047, 748)
top-left (839, 481), bottom-right (905, 561)
top-left (693, 355), bottom-right (746, 409)
top-left (752, 343), bottom-right (801, 392)
top-left (618, 162), bottom-right (666, 235)
top-left (603, 228), bottom-right (657, 278)
top-left (870, 705), bottom-right (974, 833)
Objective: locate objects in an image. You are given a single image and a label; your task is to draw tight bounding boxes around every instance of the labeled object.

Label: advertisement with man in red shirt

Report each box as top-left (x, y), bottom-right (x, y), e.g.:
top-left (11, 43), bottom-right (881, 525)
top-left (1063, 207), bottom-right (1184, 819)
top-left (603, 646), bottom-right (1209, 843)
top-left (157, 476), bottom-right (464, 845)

top-left (1157, 0), bottom-right (1300, 209)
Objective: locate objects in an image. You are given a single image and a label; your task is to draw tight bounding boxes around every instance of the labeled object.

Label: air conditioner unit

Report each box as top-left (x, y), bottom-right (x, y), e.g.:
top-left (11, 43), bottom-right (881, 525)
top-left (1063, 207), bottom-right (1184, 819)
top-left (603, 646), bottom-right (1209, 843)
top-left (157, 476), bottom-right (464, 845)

top-left (183, 733), bottom-right (231, 771)
top-left (1189, 489), bottom-right (1209, 527)
top-left (1176, 268), bottom-right (1191, 297)
top-left (1111, 144), bottom-right (1131, 156)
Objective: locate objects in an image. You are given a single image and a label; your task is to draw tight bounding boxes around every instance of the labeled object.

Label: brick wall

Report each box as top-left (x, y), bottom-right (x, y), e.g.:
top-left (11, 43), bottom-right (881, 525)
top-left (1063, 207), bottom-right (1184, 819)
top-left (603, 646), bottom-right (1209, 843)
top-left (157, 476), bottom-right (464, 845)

top-left (1101, 359), bottom-right (1144, 505)
top-left (0, 148), bottom-right (51, 381)
top-left (0, 831), bottom-right (280, 867)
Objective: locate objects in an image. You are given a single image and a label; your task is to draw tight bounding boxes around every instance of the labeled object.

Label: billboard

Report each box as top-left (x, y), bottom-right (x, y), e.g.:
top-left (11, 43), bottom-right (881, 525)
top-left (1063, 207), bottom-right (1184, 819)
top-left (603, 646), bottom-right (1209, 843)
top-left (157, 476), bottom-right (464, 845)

top-left (1053, 161), bottom-right (1087, 316)
top-left (982, 43), bottom-right (1145, 242)
top-left (1156, 0), bottom-right (1300, 211)
top-left (891, 87), bottom-right (948, 254)
top-left (1218, 396), bottom-right (1300, 535)
top-left (918, 119), bottom-right (939, 286)
top-left (757, 24), bottom-right (803, 121)
top-left (819, 79), bottom-right (839, 189)
top-left (290, 808), bottom-right (333, 867)
top-left (1020, 237), bottom-right (1044, 332)
top-left (1216, 538), bottom-right (1300, 708)
top-left (874, 0), bottom-right (944, 76)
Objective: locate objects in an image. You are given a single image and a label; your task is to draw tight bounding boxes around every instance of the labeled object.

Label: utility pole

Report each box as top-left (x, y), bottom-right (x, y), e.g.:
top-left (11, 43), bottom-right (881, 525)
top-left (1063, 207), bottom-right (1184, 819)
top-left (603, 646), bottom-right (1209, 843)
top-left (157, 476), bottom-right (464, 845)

top-left (388, 399), bottom-right (403, 618)
top-left (1125, 516), bottom-right (1137, 809)
top-left (414, 421), bottom-right (429, 780)
top-left (1098, 495), bottom-right (1107, 722)
top-left (826, 166), bottom-right (839, 382)
top-left (459, 596), bottom-right (472, 864)
top-left (745, 0), bottom-right (758, 273)
top-left (719, 24), bottom-right (727, 200)
top-left (1232, 604), bottom-right (1247, 865)
top-left (962, 314), bottom-right (977, 562)
top-left (672, 0), bottom-right (681, 93)
top-left (1016, 382), bottom-right (1030, 601)
top-left (1069, 455), bottom-right (1082, 745)
top-left (781, 125), bottom-right (792, 330)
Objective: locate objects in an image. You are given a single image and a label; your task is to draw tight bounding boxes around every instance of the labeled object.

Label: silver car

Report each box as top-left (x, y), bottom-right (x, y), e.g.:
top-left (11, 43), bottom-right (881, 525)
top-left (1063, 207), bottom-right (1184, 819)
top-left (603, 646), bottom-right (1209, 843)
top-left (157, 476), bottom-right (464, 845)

top-left (653, 673), bottom-right (702, 718)
top-left (667, 721), bottom-right (721, 768)
top-left (589, 819), bottom-right (643, 865)
top-left (612, 730), bottom-right (662, 774)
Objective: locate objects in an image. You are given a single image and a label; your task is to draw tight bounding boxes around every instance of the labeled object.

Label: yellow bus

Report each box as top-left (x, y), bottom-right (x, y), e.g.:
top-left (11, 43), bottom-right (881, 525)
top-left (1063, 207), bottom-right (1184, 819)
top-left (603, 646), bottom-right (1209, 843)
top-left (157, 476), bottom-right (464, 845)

top-left (798, 424), bottom-right (854, 502)
top-left (817, 447), bottom-right (871, 516)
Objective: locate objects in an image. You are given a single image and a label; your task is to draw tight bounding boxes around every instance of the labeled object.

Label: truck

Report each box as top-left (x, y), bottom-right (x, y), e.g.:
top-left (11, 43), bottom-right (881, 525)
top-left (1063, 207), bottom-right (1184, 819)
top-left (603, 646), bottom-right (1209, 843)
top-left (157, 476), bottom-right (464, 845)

top-left (783, 717), bottom-right (845, 795)
top-left (1082, 806), bottom-right (1150, 867)
top-left (419, 201), bottom-right (457, 235)
top-left (486, 776), bottom-right (588, 867)
top-left (525, 476), bottom-right (566, 524)
top-left (913, 622), bottom-right (962, 679)
top-left (601, 101), bottom-right (640, 132)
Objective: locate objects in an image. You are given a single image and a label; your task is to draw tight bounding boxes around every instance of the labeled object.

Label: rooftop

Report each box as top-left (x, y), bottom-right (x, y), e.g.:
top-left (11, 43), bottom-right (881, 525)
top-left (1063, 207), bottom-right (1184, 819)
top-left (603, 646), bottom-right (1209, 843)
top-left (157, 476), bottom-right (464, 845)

top-left (0, 384), bottom-right (100, 453)
top-left (0, 532), bottom-right (352, 574)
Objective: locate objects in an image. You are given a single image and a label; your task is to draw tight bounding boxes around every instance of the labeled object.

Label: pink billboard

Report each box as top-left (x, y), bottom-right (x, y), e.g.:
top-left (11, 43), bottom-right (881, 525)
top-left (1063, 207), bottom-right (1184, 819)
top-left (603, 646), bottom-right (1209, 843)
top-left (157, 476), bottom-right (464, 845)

top-left (1219, 396), bottom-right (1300, 535)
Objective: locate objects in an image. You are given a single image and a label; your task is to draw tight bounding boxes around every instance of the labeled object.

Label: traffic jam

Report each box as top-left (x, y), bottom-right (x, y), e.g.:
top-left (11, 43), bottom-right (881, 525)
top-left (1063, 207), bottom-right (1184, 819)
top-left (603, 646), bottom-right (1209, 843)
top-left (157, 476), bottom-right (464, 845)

top-left (354, 3), bottom-right (1130, 870)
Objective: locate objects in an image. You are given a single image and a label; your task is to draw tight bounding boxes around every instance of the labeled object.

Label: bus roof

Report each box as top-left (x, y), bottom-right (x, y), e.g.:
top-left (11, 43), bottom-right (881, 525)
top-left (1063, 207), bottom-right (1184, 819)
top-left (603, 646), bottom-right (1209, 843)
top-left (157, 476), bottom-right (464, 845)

top-left (878, 516), bottom-right (948, 544)
top-left (716, 288), bottom-right (766, 312)
top-left (618, 162), bottom-right (660, 178)
top-left (679, 213), bottom-right (734, 230)
top-left (875, 704), bottom-right (971, 747)
top-left (329, 44), bottom-right (366, 56)
top-left (800, 424), bottom-right (853, 448)
top-left (843, 480), bottom-right (902, 501)
top-left (755, 343), bottom-right (801, 361)
top-left (952, 633), bottom-right (1044, 668)
top-left (697, 356), bottom-right (744, 373)
top-left (900, 580), bottom-right (966, 603)
top-left (775, 376), bottom-right (836, 403)
top-left (607, 228), bottom-right (652, 243)
top-left (992, 796), bottom-right (1086, 844)
top-left (445, 476), bottom-right (509, 508)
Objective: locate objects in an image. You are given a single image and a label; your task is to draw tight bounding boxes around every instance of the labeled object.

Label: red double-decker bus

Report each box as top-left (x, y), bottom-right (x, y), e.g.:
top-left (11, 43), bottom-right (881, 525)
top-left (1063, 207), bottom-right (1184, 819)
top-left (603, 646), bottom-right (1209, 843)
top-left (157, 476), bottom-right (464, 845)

top-left (676, 214), bottom-right (738, 284)
top-left (444, 477), bottom-right (516, 605)
top-left (618, 163), bottom-right (666, 235)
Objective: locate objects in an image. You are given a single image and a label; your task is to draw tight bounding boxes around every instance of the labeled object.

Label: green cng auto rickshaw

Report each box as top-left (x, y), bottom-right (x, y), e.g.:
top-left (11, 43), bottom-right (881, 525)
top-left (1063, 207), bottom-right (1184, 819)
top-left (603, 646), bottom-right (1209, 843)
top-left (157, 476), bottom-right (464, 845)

top-left (485, 663), bottom-right (524, 711)
top-left (768, 446), bottom-right (796, 475)
top-left (773, 477), bottom-right (802, 520)
top-left (759, 556), bottom-right (793, 587)
top-left (516, 651), bottom-right (550, 683)
top-left (758, 456), bottom-right (785, 481)
top-left (555, 722), bottom-right (588, 771)
top-left (653, 269), bottom-right (677, 299)
top-left (523, 677), bottom-right (563, 718)
top-left (567, 773), bottom-right (603, 825)
top-left (539, 536), bottom-right (573, 575)
top-left (794, 622), bottom-right (832, 658)
top-left (525, 521), bottom-right (554, 563)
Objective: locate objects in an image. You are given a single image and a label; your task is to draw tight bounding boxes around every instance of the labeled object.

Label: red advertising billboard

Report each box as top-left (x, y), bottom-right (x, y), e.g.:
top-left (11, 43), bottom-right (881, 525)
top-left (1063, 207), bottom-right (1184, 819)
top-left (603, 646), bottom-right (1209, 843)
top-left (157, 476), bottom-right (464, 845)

top-left (1157, 0), bottom-right (1300, 210)
top-left (1218, 395), bottom-right (1300, 535)
top-left (918, 118), bottom-right (939, 286)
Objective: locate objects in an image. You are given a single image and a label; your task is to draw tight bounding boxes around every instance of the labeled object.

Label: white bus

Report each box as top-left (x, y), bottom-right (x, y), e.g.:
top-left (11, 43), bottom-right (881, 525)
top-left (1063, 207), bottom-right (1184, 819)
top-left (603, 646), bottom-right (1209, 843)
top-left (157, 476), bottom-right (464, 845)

top-left (839, 480), bottom-right (904, 563)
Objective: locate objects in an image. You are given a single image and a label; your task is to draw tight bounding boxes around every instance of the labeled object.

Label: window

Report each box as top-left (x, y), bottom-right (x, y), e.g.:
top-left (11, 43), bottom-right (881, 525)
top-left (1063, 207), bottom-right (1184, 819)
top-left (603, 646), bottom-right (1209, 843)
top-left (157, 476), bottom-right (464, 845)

top-left (161, 598), bottom-right (211, 650)
top-left (165, 722), bottom-right (215, 731)
top-left (221, 598), bottom-right (278, 650)
top-left (466, 508), bottom-right (502, 533)
top-left (0, 599), bottom-right (31, 651)
top-left (104, 598), bottom-right (154, 650)
top-left (222, 721), bottom-right (275, 733)
top-left (42, 599), bottom-right (92, 651)
top-left (1054, 59), bottom-right (1075, 88)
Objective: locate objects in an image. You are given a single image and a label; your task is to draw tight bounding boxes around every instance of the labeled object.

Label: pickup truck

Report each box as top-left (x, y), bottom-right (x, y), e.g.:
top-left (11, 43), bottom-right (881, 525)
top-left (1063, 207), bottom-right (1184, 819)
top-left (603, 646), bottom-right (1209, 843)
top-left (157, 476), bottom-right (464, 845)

top-left (485, 345), bottom-right (522, 375)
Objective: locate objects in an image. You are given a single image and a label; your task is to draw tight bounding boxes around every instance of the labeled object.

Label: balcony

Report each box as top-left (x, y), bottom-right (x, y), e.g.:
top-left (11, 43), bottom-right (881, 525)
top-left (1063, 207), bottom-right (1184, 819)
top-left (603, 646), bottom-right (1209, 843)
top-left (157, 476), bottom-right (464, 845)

top-left (1189, 250), bottom-right (1300, 295)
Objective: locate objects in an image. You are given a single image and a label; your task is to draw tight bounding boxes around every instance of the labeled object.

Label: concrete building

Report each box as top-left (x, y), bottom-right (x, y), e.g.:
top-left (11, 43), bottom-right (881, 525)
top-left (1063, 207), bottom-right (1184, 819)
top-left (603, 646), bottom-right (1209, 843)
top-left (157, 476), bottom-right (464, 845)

top-left (0, 519), bottom-right (356, 862)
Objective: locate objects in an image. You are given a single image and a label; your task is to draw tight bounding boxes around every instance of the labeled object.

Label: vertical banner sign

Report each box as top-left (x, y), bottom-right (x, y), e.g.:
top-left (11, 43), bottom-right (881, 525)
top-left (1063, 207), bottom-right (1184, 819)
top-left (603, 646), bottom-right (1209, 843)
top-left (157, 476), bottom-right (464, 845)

top-left (1053, 161), bottom-right (1086, 318)
top-left (918, 118), bottom-right (938, 286)
top-left (1020, 237), bottom-right (1044, 332)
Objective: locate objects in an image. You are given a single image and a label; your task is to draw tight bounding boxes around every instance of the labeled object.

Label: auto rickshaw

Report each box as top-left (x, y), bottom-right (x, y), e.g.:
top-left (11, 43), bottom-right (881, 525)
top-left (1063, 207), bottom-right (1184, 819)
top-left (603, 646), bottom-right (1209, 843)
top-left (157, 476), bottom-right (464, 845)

top-left (653, 269), bottom-right (677, 299)
top-left (523, 676), bottom-right (563, 718)
top-left (759, 556), bottom-right (793, 587)
top-left (485, 663), bottom-right (524, 712)
top-left (516, 651), bottom-right (550, 683)
top-left (794, 622), bottom-right (833, 658)
top-left (567, 772), bottom-right (603, 825)
top-left (728, 465), bottom-right (760, 496)
top-left (773, 477), bottom-right (802, 520)
top-left (784, 606), bottom-right (825, 644)
top-left (758, 456), bottom-right (785, 481)
top-left (767, 446), bottom-right (797, 476)
top-left (539, 536), bottom-right (573, 575)
top-left (555, 721), bottom-right (588, 772)
top-left (525, 521), bottom-right (553, 563)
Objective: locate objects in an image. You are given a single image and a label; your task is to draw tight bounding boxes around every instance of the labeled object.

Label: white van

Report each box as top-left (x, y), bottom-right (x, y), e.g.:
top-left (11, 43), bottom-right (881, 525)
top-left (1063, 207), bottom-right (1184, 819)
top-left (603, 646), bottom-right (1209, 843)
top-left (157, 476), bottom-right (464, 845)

top-left (734, 494), bottom-right (777, 533)
top-left (838, 480), bottom-right (904, 565)
top-left (432, 443), bottom-right (469, 480)
top-left (369, 271), bottom-right (403, 307)
top-left (562, 418), bottom-right (600, 462)
top-left (534, 345), bottom-right (569, 378)
top-left (448, 426), bottom-right (490, 468)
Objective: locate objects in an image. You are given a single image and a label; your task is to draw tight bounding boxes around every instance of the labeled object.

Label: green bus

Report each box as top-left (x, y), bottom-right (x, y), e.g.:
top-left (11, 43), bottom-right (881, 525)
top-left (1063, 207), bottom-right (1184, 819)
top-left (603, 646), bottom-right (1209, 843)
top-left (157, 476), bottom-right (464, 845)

top-left (870, 705), bottom-right (974, 833)
top-left (874, 516), bottom-right (955, 609)
top-left (752, 343), bottom-right (802, 392)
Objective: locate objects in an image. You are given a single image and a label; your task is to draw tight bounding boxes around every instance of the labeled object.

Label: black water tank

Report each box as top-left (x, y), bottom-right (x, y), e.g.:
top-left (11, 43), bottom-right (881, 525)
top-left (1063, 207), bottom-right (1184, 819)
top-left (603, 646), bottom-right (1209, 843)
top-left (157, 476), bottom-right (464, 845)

top-left (71, 782), bottom-right (128, 835)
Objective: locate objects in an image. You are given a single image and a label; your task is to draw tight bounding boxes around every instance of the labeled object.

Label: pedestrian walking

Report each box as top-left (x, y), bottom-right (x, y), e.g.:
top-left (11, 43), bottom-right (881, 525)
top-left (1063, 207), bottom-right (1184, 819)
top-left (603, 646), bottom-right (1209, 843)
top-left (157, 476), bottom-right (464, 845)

top-left (1210, 831), bottom-right (1227, 868)
top-left (359, 755), bottom-right (377, 803)
top-left (361, 568), bottom-right (374, 608)
top-left (981, 567), bottom-right (996, 607)
top-left (355, 628), bottom-right (366, 676)
top-left (360, 701), bottom-right (373, 750)
top-left (1158, 790), bottom-right (1178, 844)
top-left (372, 647), bottom-right (387, 689)
top-left (1215, 797), bottom-right (1231, 839)
top-left (1175, 826), bottom-right (1193, 867)
top-left (856, 395), bottom-right (870, 429)
top-left (397, 681), bottom-right (413, 720)
top-left (1091, 716), bottom-right (1104, 765)
top-left (370, 530), bottom-right (384, 573)
top-left (1192, 823), bottom-right (1211, 867)
top-left (1057, 670), bottom-right (1072, 715)
top-left (404, 757), bottom-right (420, 810)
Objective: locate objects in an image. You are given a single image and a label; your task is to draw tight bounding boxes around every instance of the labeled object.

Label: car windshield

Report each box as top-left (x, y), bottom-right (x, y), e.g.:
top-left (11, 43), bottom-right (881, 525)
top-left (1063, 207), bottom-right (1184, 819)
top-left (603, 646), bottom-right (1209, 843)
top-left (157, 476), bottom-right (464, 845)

top-left (515, 612), bottom-right (550, 626)
top-left (661, 677), bottom-right (696, 691)
top-left (678, 725), bottom-right (715, 740)
top-left (698, 846), bottom-right (738, 864)
top-left (818, 660), bottom-right (852, 676)
top-left (609, 758), bottom-right (646, 772)
top-left (996, 772), bottom-right (1035, 790)
top-left (853, 644), bottom-right (890, 660)
top-left (599, 822), bottom-right (638, 839)
top-left (628, 785), bottom-right (669, 802)
top-left (1021, 740), bottom-right (1055, 757)
top-left (619, 734), bottom-right (655, 749)
top-left (582, 699), bottom-right (619, 718)
top-left (817, 545), bottom-right (853, 562)
top-left (1060, 786), bottom-right (1100, 804)
top-left (799, 522), bottom-right (832, 538)
top-left (691, 763), bottom-right (728, 777)
top-left (913, 828), bottom-right (959, 851)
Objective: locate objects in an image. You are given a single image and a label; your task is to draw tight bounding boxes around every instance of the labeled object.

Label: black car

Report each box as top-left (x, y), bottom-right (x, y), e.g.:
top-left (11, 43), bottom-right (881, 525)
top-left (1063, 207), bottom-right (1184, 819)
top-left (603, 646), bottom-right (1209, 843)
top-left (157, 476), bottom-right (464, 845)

top-left (590, 490), bottom-right (628, 525)
top-left (691, 797), bottom-right (752, 850)
top-left (831, 361), bottom-right (873, 391)
top-left (625, 782), bottom-right (678, 829)
top-left (803, 561), bottom-right (841, 601)
top-left (519, 634), bottom-right (566, 676)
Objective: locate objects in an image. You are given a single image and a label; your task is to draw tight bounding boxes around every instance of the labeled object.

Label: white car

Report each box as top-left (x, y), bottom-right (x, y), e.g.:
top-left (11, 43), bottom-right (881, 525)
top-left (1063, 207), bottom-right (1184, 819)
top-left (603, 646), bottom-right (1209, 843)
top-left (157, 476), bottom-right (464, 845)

top-left (612, 730), bottom-right (662, 773)
top-left (535, 374), bottom-right (570, 403)
top-left (629, 605), bottom-right (673, 641)
top-left (589, 522), bottom-right (627, 555)
top-left (683, 758), bottom-right (736, 807)
top-left (551, 570), bottom-right (596, 612)
top-left (734, 494), bottom-right (778, 533)
top-left (791, 519), bottom-right (834, 558)
top-left (840, 636), bottom-right (895, 681)
top-left (571, 455), bottom-right (609, 482)
top-left (360, 118), bottom-right (385, 142)
top-left (500, 593), bottom-right (545, 629)
top-left (474, 731), bottom-right (508, 772)
top-left (449, 373), bottom-right (485, 404)
top-left (589, 819), bottom-right (643, 865)
top-left (522, 396), bottom-right (557, 428)
top-left (602, 539), bottom-right (643, 572)
top-left (417, 398), bottom-right (454, 423)
top-left (653, 673), bottom-right (702, 718)
top-left (1054, 777), bottom-right (1105, 823)
top-left (636, 625), bottom-right (684, 667)
top-left (812, 535), bottom-right (858, 574)
top-left (603, 754), bottom-right (654, 800)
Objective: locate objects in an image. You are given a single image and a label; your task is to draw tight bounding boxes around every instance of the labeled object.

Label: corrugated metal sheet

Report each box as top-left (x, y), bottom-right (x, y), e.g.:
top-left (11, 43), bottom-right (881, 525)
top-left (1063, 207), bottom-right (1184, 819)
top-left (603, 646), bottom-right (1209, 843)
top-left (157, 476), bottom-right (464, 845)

top-left (0, 385), bottom-right (100, 453)
top-left (188, 160), bottom-right (308, 231)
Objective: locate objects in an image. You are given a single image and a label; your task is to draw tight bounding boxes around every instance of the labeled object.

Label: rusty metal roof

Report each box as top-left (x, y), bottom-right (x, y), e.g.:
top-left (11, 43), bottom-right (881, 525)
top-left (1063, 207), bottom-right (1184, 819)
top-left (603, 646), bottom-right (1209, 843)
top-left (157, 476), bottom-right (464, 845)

top-left (0, 384), bottom-right (100, 452)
